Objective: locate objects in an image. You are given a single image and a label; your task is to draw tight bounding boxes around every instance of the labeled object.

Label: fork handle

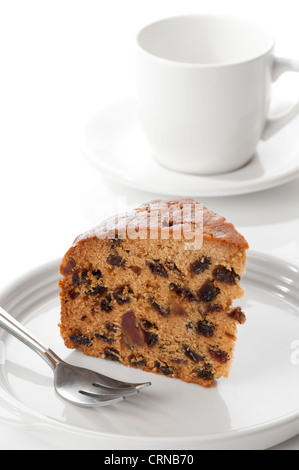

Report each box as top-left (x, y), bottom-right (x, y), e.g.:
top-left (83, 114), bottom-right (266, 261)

top-left (0, 306), bottom-right (60, 371)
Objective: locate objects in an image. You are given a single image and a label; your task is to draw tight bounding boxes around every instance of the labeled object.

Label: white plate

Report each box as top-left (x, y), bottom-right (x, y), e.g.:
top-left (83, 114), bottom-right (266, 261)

top-left (0, 252), bottom-right (299, 450)
top-left (81, 98), bottom-right (299, 197)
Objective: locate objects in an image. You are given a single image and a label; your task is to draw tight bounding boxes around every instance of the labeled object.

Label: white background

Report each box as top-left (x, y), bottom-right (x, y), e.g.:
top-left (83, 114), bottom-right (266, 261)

top-left (0, 0), bottom-right (299, 449)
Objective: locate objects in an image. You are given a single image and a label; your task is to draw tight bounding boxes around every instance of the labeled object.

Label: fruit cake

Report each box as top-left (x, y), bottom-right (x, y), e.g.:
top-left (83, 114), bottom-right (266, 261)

top-left (59, 198), bottom-right (248, 387)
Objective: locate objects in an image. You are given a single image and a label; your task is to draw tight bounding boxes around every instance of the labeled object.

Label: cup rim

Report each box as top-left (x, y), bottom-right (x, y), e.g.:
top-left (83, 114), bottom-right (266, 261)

top-left (136, 13), bottom-right (275, 68)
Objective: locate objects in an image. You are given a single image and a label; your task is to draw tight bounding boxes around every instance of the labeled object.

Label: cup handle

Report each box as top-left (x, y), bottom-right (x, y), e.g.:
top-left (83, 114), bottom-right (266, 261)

top-left (262, 57), bottom-right (299, 140)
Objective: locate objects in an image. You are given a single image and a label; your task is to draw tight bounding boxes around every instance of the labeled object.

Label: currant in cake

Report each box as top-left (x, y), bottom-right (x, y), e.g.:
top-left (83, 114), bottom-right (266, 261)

top-left (59, 199), bottom-right (248, 387)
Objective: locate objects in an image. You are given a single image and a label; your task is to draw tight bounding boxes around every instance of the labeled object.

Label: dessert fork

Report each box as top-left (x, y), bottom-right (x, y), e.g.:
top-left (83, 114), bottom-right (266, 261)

top-left (0, 306), bottom-right (151, 407)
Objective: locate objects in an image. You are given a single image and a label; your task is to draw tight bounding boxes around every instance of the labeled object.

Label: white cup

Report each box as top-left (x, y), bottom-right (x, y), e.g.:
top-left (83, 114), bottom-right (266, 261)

top-left (136, 15), bottom-right (299, 175)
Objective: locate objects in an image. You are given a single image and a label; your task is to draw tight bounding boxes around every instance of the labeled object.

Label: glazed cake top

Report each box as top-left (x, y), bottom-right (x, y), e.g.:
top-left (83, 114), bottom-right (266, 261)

top-left (74, 198), bottom-right (249, 250)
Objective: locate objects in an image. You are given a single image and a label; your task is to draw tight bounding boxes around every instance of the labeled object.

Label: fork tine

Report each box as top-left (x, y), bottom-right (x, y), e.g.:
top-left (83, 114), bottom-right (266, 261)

top-left (55, 387), bottom-right (125, 407)
top-left (92, 381), bottom-right (151, 393)
top-left (91, 383), bottom-right (141, 397)
top-left (76, 382), bottom-right (140, 397)
top-left (91, 370), bottom-right (152, 390)
top-left (79, 389), bottom-right (128, 400)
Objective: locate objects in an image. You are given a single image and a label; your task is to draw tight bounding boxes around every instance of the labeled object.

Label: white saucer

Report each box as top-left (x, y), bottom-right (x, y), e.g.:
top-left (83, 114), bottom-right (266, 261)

top-left (81, 98), bottom-right (299, 197)
top-left (0, 252), bottom-right (299, 450)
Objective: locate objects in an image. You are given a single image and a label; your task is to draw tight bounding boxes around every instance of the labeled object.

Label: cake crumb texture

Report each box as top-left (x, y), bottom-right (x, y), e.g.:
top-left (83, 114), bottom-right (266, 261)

top-left (59, 199), bottom-right (248, 387)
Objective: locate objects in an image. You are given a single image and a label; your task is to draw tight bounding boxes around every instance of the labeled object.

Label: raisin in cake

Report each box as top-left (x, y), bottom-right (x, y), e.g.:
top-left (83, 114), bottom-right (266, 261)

top-left (59, 199), bottom-right (248, 387)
